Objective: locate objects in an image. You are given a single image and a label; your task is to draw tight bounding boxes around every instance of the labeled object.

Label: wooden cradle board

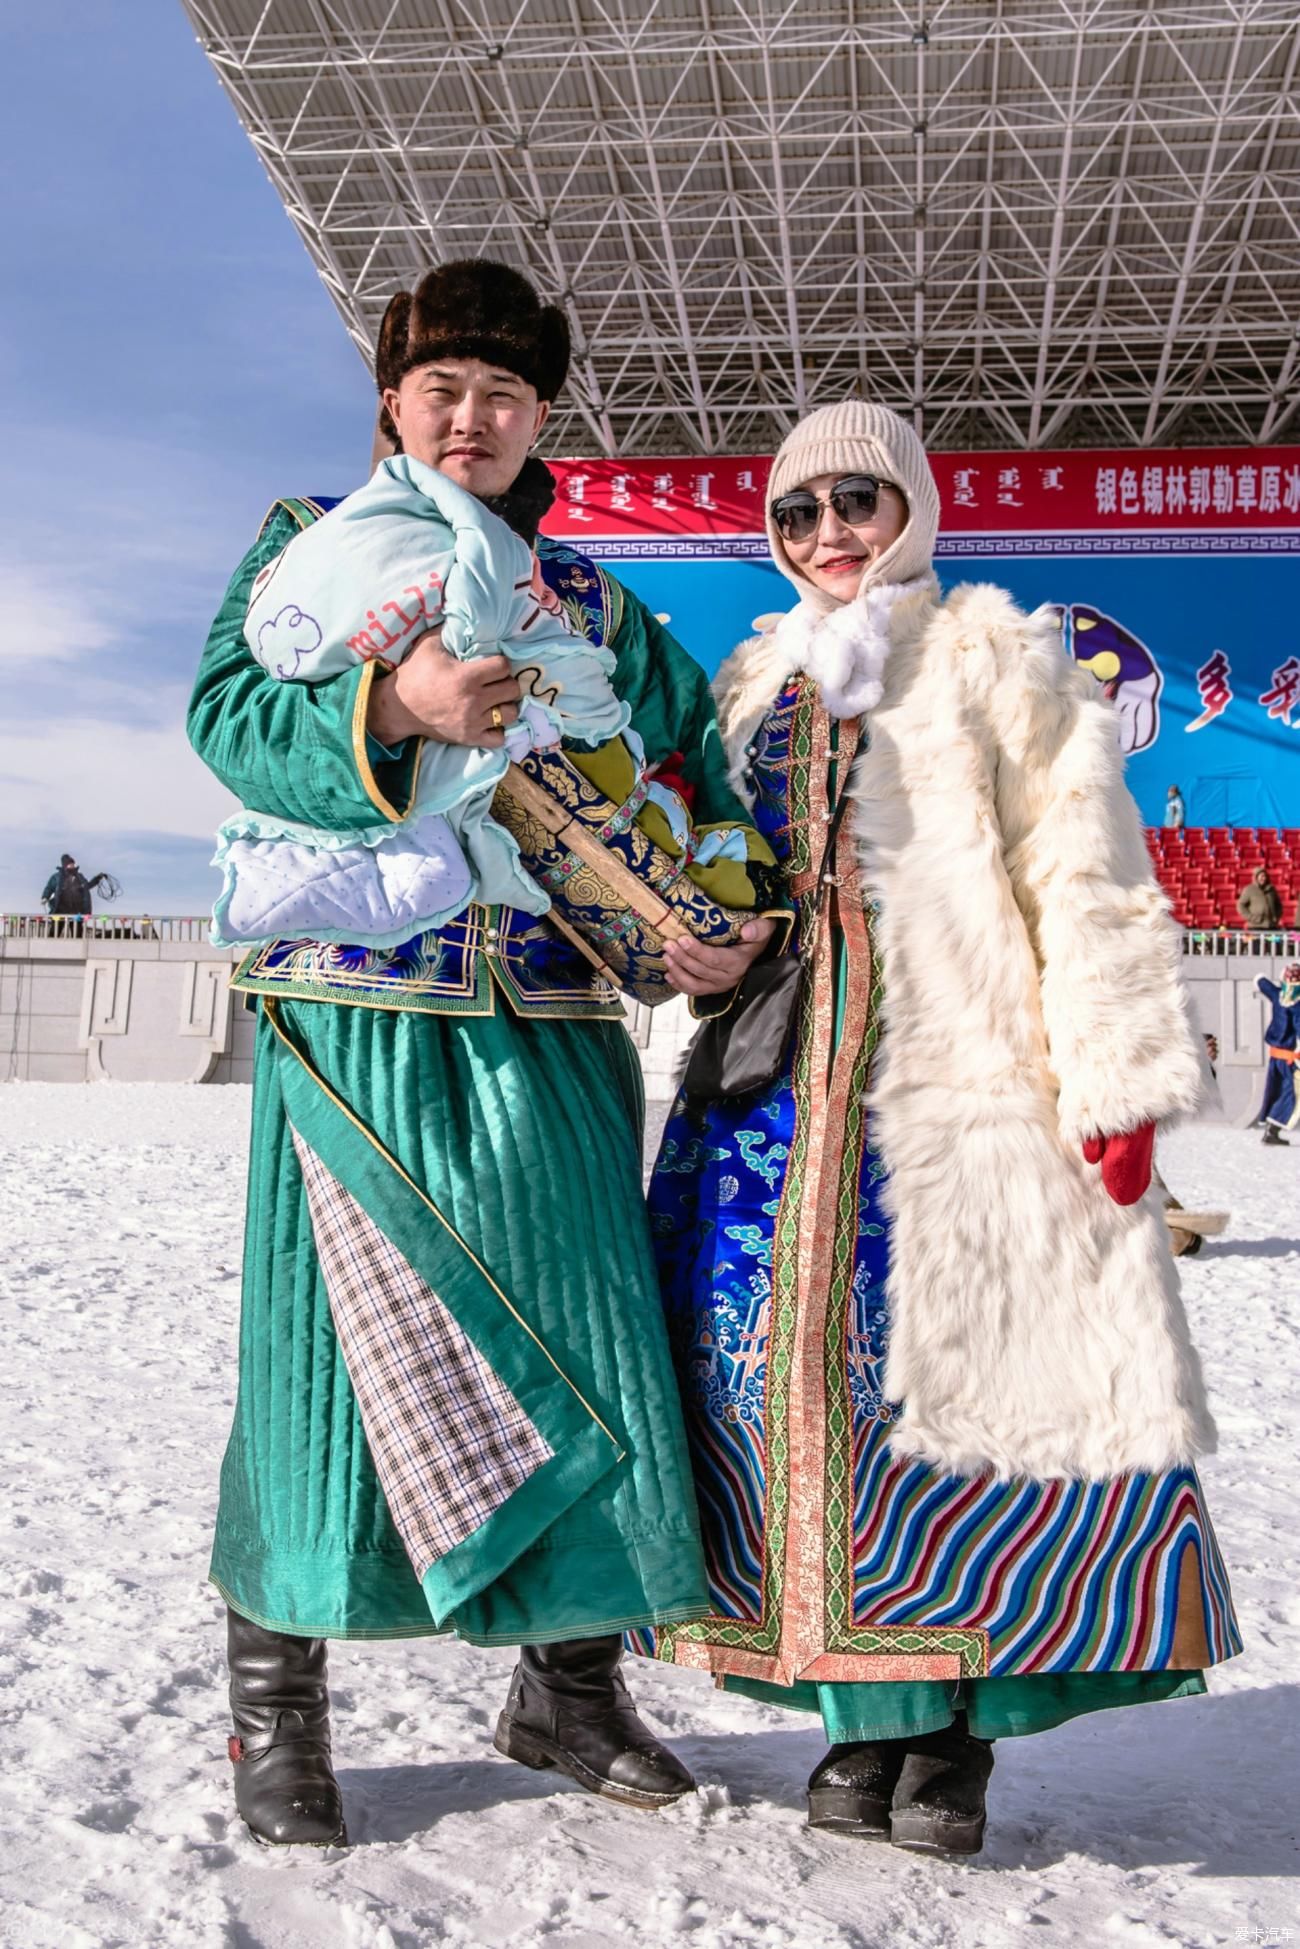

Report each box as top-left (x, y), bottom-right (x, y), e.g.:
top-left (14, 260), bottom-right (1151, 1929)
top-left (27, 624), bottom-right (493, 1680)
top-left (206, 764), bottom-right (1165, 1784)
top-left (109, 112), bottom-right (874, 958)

top-left (491, 750), bottom-right (755, 1007)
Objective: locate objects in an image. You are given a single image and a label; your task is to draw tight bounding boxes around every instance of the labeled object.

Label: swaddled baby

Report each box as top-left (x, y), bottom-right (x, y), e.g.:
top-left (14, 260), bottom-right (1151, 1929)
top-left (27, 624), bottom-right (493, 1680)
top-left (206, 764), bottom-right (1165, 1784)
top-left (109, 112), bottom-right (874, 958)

top-left (211, 456), bottom-right (764, 951)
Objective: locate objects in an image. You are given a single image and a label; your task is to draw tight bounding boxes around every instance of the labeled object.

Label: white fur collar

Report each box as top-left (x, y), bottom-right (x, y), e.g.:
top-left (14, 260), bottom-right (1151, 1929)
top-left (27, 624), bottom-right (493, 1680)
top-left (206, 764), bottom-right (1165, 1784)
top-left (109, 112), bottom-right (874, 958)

top-left (771, 576), bottom-right (934, 719)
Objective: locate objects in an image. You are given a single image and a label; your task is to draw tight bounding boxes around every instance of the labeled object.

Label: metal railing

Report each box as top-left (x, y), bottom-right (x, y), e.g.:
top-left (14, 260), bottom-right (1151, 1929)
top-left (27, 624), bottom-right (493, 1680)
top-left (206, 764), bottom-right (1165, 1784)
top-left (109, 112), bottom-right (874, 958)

top-left (2, 914), bottom-right (213, 943)
top-left (5, 911), bottom-right (1298, 960)
top-left (1181, 928), bottom-right (1300, 958)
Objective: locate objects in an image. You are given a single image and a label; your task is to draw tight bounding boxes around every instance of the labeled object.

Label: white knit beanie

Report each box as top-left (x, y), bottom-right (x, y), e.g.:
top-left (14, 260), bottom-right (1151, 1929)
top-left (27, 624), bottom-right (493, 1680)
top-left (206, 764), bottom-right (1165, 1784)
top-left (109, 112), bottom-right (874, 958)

top-left (765, 399), bottom-right (941, 612)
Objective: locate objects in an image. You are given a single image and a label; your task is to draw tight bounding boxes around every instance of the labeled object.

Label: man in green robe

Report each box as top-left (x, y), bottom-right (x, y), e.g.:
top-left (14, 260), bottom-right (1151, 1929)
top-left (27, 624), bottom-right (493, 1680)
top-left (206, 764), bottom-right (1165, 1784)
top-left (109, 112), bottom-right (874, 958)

top-left (188, 259), bottom-right (774, 1846)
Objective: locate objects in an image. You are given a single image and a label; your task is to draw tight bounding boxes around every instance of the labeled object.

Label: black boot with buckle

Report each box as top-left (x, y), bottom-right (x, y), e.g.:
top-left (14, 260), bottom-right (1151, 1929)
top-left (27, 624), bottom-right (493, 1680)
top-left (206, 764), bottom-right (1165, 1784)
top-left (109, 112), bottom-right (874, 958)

top-left (889, 1713), bottom-right (994, 1856)
top-left (226, 1606), bottom-right (347, 1847)
top-left (494, 1635), bottom-right (695, 1810)
top-left (807, 1740), bottom-right (911, 1839)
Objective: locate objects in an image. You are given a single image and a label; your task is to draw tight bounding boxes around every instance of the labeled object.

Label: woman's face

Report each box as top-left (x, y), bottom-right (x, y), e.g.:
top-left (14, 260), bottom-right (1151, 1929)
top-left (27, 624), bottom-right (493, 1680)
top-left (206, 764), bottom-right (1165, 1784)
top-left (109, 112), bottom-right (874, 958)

top-left (779, 471), bottom-right (909, 601)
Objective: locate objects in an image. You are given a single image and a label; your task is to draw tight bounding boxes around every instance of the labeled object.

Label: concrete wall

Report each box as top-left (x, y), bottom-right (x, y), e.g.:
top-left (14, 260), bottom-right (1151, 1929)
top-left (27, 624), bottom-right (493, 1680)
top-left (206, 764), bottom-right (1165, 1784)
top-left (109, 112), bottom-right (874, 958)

top-left (1, 935), bottom-right (251, 1085)
top-left (1, 927), bottom-right (1291, 1120)
top-left (0, 931), bottom-right (693, 1091)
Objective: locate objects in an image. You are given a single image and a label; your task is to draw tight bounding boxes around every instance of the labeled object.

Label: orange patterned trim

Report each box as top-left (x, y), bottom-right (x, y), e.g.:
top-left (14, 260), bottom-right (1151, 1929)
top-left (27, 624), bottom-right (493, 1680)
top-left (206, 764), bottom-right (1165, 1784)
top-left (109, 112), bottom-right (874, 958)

top-left (775, 712), bottom-right (879, 1681)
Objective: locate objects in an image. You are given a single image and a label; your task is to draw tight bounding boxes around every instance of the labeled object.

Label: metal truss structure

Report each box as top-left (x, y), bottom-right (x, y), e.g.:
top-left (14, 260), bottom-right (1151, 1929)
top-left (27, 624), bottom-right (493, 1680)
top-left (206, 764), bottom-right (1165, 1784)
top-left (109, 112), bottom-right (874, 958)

top-left (181, 1), bottom-right (1300, 455)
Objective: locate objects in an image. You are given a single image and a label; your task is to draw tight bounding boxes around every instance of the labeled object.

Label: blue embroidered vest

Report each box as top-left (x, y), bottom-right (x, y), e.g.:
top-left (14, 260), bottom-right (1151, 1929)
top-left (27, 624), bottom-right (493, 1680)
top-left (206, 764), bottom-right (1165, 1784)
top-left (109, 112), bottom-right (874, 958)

top-left (231, 500), bottom-right (627, 1022)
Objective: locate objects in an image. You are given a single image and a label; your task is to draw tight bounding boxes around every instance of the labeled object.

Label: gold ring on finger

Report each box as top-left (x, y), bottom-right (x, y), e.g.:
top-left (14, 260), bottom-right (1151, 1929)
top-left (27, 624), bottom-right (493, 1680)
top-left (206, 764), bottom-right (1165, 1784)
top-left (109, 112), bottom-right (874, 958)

top-left (490, 706), bottom-right (504, 730)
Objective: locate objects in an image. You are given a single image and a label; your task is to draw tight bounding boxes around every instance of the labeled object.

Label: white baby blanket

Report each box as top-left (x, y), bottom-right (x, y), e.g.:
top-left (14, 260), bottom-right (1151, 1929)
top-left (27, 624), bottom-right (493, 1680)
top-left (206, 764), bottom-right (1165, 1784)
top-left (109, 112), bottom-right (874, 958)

top-left (212, 458), bottom-right (632, 948)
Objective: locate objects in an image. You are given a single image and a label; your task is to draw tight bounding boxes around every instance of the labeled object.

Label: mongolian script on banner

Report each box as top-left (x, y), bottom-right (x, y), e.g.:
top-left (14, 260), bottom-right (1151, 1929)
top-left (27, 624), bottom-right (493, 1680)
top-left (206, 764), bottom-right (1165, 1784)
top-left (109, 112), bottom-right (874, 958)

top-left (543, 449), bottom-right (1300, 541)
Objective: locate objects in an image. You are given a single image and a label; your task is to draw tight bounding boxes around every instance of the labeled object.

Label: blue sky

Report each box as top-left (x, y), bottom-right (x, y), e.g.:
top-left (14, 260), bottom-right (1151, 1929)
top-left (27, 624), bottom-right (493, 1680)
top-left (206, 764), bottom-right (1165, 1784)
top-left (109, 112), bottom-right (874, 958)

top-left (0, 4), bottom-right (375, 912)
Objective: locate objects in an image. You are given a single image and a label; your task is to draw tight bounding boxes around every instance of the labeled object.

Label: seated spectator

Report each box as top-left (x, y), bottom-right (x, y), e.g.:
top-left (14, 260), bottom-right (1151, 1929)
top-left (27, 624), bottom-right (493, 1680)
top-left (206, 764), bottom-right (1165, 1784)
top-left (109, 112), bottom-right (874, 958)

top-left (1238, 866), bottom-right (1282, 931)
top-left (1164, 784), bottom-right (1185, 830)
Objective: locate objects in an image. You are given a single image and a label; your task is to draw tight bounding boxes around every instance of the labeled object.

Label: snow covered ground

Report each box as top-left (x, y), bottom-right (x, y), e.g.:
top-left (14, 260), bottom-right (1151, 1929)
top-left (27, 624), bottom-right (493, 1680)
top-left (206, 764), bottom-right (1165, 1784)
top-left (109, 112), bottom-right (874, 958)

top-left (0, 1084), bottom-right (1296, 1949)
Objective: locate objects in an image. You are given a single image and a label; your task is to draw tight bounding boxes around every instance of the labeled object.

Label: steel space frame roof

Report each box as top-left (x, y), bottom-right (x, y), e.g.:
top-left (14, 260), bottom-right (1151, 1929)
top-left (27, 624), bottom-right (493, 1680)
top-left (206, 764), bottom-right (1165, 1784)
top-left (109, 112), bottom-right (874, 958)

top-left (181, 0), bottom-right (1300, 455)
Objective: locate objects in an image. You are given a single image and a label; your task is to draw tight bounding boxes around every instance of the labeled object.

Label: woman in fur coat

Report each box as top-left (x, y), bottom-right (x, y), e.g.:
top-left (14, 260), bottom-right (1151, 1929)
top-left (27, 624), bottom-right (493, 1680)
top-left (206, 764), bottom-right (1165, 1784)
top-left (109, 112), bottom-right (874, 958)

top-left (636, 400), bottom-right (1239, 1856)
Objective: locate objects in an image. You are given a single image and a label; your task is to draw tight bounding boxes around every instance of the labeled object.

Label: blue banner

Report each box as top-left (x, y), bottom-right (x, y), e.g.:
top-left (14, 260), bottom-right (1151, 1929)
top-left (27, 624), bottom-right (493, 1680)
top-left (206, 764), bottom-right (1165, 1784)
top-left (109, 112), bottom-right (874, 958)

top-left (609, 549), bottom-right (1300, 830)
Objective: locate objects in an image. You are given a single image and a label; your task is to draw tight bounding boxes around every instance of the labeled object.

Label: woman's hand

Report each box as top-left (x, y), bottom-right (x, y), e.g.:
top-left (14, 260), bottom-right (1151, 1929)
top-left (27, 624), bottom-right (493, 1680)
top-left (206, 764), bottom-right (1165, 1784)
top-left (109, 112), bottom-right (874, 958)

top-left (1082, 1123), bottom-right (1155, 1205)
top-left (367, 629), bottom-right (522, 747)
top-left (663, 918), bottom-right (778, 997)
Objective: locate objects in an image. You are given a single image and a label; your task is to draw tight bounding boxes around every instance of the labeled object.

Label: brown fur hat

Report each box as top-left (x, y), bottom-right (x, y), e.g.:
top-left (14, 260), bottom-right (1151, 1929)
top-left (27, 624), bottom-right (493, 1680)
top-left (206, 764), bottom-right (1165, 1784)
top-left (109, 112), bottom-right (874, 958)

top-left (375, 260), bottom-right (570, 428)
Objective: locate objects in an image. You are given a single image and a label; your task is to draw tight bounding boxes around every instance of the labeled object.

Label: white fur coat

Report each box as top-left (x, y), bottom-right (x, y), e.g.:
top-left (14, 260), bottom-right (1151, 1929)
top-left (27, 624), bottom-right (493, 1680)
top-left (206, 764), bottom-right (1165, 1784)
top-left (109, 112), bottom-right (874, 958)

top-left (715, 581), bottom-right (1215, 1481)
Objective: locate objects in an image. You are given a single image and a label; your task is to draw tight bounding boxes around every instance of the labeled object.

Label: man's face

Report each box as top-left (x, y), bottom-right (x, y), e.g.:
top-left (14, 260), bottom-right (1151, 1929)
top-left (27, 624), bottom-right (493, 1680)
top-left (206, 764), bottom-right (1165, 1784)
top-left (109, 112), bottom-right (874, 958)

top-left (1256, 868), bottom-right (1270, 886)
top-left (382, 357), bottom-right (550, 498)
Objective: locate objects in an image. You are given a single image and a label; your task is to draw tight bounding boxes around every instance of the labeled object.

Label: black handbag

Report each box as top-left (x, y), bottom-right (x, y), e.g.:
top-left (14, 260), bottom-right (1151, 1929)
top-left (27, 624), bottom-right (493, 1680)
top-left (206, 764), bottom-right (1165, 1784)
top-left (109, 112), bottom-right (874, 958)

top-left (683, 729), bottom-right (865, 1103)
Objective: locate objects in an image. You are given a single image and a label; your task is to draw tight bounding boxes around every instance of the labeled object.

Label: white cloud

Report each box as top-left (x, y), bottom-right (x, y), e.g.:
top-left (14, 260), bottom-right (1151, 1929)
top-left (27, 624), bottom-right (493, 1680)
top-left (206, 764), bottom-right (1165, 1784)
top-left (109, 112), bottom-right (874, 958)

top-left (0, 564), bottom-right (118, 665)
top-left (0, 712), bottom-right (238, 840)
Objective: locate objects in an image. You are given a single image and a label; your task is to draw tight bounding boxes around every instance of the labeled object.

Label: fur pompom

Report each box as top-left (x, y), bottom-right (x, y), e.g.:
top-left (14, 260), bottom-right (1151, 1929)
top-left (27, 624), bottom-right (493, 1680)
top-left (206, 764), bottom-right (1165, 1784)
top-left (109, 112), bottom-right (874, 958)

top-left (716, 574), bottom-right (935, 745)
top-left (799, 578), bottom-right (927, 718)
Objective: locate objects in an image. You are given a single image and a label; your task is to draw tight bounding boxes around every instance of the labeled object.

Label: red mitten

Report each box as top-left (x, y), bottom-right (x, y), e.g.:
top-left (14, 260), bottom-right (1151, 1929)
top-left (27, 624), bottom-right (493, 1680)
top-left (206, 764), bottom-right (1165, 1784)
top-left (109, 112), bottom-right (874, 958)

top-left (1081, 1123), bottom-right (1156, 1206)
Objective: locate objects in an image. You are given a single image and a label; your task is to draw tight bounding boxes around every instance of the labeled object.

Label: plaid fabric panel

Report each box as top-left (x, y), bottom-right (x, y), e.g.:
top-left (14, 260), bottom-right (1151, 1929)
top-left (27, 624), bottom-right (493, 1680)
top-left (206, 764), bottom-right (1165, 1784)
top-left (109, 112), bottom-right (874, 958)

top-left (291, 1128), bottom-right (554, 1580)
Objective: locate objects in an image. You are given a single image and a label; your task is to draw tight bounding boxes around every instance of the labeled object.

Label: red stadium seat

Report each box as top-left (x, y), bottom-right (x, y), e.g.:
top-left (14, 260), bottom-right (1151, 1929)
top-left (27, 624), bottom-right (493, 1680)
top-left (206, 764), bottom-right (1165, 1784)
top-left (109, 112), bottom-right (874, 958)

top-left (1153, 825), bottom-right (1300, 935)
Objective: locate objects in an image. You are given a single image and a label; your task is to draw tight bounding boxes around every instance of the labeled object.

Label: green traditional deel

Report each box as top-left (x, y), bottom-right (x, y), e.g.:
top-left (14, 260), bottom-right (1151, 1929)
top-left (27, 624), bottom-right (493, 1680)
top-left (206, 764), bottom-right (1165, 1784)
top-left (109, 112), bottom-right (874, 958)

top-left (491, 747), bottom-right (779, 1008)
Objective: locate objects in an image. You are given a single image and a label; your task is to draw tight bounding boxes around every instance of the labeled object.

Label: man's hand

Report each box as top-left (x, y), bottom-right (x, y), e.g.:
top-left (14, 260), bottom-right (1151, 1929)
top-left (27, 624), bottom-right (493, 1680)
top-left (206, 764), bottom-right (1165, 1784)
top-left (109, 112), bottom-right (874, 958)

top-left (663, 917), bottom-right (778, 998)
top-left (367, 630), bottom-right (522, 748)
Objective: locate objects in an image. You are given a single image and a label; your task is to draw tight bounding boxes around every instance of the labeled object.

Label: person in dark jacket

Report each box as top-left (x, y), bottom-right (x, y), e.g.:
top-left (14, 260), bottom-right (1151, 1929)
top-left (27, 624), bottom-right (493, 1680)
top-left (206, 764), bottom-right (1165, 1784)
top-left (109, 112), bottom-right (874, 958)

top-left (1237, 868), bottom-right (1282, 931)
top-left (40, 855), bottom-right (92, 917)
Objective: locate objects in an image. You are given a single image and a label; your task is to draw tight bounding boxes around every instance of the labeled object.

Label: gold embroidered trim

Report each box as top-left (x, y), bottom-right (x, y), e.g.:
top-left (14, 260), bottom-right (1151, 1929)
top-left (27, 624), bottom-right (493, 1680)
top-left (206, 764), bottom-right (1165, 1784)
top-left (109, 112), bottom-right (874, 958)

top-left (595, 565), bottom-right (625, 642)
top-left (263, 998), bottom-right (625, 1458)
top-left (351, 660), bottom-right (417, 823)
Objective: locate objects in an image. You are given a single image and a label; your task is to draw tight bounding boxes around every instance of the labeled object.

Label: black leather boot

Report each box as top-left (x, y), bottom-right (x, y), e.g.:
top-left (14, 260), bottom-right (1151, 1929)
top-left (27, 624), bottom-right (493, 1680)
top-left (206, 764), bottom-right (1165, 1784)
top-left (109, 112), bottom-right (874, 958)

top-left (1262, 1123), bottom-right (1289, 1146)
top-left (807, 1740), bottom-right (910, 1838)
top-left (494, 1636), bottom-right (695, 1809)
top-left (226, 1607), bottom-right (347, 1846)
top-left (889, 1714), bottom-right (994, 1856)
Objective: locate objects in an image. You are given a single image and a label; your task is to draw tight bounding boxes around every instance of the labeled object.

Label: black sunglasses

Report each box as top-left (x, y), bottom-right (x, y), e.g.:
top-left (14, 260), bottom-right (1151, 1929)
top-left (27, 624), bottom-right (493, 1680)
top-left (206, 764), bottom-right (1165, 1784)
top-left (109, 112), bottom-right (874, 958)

top-left (769, 473), bottom-right (902, 543)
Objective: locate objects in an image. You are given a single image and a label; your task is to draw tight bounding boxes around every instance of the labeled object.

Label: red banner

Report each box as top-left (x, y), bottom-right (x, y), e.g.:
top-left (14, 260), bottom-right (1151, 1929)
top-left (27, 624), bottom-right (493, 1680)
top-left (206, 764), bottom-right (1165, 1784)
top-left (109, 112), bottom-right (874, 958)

top-left (542, 447), bottom-right (1300, 541)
